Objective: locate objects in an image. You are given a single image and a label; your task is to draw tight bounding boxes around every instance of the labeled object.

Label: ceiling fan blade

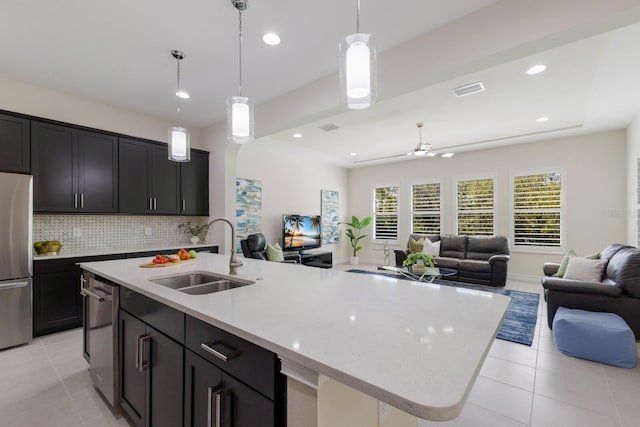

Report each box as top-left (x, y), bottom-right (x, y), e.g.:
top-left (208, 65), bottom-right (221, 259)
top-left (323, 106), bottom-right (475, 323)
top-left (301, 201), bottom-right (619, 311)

top-left (352, 152), bottom-right (409, 164)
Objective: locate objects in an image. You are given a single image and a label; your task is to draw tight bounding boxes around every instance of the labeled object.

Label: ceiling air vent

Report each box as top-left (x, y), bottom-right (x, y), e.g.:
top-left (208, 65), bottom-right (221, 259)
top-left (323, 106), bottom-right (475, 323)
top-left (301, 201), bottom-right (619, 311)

top-left (452, 81), bottom-right (485, 97)
top-left (319, 123), bottom-right (339, 132)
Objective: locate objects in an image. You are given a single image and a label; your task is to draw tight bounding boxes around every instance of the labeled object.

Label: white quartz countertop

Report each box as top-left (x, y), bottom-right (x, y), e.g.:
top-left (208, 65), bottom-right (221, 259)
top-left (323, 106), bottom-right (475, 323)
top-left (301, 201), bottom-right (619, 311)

top-left (79, 253), bottom-right (509, 421)
top-left (33, 242), bottom-right (217, 260)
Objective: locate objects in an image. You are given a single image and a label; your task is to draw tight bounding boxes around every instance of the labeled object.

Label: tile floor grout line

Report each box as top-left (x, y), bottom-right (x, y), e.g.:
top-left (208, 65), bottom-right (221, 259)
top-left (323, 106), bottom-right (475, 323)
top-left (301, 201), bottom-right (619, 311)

top-left (601, 364), bottom-right (625, 427)
top-left (526, 325), bottom-right (542, 426)
top-left (42, 333), bottom-right (88, 426)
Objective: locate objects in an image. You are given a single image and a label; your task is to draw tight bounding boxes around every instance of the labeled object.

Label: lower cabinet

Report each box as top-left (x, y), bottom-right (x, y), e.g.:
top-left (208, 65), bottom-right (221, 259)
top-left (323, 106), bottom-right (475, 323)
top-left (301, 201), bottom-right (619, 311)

top-left (184, 350), bottom-right (277, 427)
top-left (118, 288), bottom-right (286, 427)
top-left (34, 254), bottom-right (124, 337)
top-left (119, 310), bottom-right (184, 427)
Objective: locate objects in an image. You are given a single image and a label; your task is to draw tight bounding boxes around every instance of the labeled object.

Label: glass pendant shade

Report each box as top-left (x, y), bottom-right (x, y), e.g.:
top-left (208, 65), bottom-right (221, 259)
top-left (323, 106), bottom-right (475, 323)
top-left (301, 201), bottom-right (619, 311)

top-left (227, 96), bottom-right (254, 144)
top-left (168, 126), bottom-right (190, 161)
top-left (340, 33), bottom-right (377, 110)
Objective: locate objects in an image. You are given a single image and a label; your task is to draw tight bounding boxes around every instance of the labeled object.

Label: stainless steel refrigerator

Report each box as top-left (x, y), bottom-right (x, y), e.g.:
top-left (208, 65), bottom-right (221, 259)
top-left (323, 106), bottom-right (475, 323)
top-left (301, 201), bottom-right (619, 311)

top-left (0, 172), bottom-right (32, 350)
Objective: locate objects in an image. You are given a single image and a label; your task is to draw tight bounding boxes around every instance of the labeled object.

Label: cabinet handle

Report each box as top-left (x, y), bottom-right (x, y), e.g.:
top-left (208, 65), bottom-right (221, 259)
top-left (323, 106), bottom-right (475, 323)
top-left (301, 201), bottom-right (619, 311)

top-left (80, 193), bottom-right (84, 209)
top-left (153, 197), bottom-right (157, 210)
top-left (148, 197), bottom-right (152, 211)
top-left (182, 199), bottom-right (186, 211)
top-left (207, 385), bottom-right (223, 427)
top-left (136, 334), bottom-right (150, 372)
top-left (201, 342), bottom-right (237, 362)
top-left (74, 193), bottom-right (78, 209)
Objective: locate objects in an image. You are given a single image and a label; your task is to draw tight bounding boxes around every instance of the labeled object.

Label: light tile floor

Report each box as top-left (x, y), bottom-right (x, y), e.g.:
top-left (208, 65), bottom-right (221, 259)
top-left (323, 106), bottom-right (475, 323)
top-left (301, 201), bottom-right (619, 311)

top-left (0, 328), bottom-right (130, 426)
top-left (1, 264), bottom-right (638, 427)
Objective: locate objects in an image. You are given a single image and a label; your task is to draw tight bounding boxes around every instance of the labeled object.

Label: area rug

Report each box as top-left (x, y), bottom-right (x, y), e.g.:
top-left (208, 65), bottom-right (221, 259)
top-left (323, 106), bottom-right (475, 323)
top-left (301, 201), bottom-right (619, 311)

top-left (346, 269), bottom-right (539, 346)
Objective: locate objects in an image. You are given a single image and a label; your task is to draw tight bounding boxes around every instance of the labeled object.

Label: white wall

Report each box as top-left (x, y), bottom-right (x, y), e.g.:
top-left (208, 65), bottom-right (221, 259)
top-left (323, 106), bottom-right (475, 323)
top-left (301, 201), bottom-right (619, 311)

top-left (348, 130), bottom-right (627, 278)
top-left (236, 138), bottom-right (351, 263)
top-left (627, 114), bottom-right (640, 245)
top-left (0, 75), bottom-right (203, 148)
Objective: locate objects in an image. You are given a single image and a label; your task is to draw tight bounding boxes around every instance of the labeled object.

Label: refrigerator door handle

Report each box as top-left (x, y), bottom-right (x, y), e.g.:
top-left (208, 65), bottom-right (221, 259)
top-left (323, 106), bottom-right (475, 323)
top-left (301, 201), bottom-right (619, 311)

top-left (0, 281), bottom-right (29, 290)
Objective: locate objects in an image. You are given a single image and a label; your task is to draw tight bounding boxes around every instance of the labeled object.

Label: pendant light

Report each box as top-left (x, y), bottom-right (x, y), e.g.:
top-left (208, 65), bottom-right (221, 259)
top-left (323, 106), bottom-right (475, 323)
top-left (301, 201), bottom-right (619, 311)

top-left (168, 50), bottom-right (190, 162)
top-left (339, 0), bottom-right (377, 110)
top-left (227, 0), bottom-right (254, 144)
top-left (413, 123), bottom-right (431, 157)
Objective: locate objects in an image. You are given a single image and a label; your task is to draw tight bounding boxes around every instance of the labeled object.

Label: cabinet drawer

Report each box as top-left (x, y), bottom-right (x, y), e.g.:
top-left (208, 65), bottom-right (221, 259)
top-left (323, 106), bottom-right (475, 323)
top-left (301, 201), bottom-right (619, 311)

top-left (120, 289), bottom-right (184, 344)
top-left (185, 315), bottom-right (278, 400)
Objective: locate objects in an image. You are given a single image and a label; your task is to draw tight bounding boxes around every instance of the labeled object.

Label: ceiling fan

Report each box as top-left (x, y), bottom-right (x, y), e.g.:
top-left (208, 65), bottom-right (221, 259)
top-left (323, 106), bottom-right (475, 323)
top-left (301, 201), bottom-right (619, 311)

top-left (352, 122), bottom-right (441, 164)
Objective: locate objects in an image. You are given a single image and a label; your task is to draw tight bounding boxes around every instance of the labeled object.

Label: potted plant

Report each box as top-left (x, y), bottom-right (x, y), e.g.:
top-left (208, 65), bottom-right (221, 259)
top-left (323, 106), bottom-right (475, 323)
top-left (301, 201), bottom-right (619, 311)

top-left (339, 215), bottom-right (373, 265)
top-left (402, 252), bottom-right (435, 273)
top-left (178, 221), bottom-right (209, 244)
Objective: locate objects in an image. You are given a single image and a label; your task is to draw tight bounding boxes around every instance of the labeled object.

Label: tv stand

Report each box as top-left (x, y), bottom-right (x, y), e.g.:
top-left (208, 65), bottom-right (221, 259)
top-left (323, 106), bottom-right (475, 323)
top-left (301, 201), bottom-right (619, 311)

top-left (298, 251), bottom-right (332, 269)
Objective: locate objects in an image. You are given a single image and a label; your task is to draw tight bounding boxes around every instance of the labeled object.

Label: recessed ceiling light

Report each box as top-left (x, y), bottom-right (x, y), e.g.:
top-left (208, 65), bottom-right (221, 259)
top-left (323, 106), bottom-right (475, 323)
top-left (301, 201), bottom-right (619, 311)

top-left (441, 153), bottom-right (455, 158)
top-left (536, 117), bottom-right (549, 122)
top-left (292, 132), bottom-right (302, 138)
top-left (262, 32), bottom-right (281, 46)
top-left (176, 90), bottom-right (190, 99)
top-left (526, 64), bottom-right (547, 75)
top-left (350, 152), bottom-right (357, 156)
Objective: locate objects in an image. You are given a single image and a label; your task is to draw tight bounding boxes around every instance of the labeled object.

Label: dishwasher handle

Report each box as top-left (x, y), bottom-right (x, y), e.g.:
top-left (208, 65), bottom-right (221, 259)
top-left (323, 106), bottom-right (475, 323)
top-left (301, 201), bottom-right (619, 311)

top-left (80, 277), bottom-right (113, 302)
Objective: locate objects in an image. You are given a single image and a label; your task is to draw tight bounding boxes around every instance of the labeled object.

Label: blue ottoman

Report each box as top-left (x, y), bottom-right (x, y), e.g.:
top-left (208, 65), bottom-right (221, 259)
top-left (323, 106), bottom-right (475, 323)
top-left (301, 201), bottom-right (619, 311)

top-left (552, 307), bottom-right (636, 368)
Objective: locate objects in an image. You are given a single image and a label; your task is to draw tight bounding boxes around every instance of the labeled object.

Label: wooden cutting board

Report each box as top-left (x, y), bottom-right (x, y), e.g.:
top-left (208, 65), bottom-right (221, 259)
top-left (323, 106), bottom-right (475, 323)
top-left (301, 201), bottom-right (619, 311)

top-left (139, 258), bottom-right (199, 268)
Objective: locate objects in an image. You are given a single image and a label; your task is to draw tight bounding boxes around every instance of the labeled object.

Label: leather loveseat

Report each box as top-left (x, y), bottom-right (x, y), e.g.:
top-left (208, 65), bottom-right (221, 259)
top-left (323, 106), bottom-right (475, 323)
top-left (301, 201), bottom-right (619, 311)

top-left (394, 234), bottom-right (511, 287)
top-left (542, 244), bottom-right (640, 340)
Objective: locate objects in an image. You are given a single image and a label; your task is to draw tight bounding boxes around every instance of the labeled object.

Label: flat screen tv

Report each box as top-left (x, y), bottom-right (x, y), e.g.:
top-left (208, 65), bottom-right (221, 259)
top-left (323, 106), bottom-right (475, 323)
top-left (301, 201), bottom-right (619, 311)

top-left (282, 214), bottom-right (321, 251)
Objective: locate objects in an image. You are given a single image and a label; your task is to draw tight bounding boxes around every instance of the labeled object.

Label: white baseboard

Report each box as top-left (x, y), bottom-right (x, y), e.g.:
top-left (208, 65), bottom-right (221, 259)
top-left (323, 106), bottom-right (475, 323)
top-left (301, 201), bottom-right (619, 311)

top-left (508, 273), bottom-right (540, 283)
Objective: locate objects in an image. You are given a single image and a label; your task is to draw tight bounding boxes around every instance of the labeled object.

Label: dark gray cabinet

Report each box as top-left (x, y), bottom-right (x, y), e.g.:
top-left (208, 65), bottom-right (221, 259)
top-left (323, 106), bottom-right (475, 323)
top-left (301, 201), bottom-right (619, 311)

top-left (119, 301), bottom-right (184, 427)
top-left (34, 254), bottom-right (124, 337)
top-left (180, 150), bottom-right (209, 216)
top-left (117, 288), bottom-right (285, 427)
top-left (184, 350), bottom-right (277, 427)
top-left (32, 121), bottom-right (118, 213)
top-left (0, 112), bottom-right (30, 173)
top-left (119, 138), bottom-right (180, 214)
top-left (185, 315), bottom-right (285, 427)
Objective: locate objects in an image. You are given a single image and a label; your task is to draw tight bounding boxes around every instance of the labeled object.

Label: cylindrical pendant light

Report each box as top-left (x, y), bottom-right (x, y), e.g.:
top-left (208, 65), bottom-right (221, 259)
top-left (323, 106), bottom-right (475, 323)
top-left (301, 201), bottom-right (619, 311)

top-left (340, 0), bottom-right (377, 110)
top-left (168, 50), bottom-right (191, 162)
top-left (227, 0), bottom-right (254, 144)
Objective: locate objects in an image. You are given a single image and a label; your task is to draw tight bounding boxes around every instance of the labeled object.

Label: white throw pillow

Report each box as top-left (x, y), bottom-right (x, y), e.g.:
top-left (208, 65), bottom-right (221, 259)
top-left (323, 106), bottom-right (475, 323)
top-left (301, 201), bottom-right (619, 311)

top-left (422, 238), bottom-right (441, 257)
top-left (563, 257), bottom-right (607, 282)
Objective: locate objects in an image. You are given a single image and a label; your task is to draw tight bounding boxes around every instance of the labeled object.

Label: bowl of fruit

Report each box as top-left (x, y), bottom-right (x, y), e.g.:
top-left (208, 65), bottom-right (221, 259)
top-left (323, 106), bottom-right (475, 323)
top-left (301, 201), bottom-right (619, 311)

top-left (34, 240), bottom-right (63, 255)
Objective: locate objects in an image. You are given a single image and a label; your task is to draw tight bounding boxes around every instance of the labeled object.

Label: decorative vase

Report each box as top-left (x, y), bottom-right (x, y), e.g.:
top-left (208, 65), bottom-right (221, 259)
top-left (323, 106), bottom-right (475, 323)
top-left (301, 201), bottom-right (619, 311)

top-left (350, 256), bottom-right (359, 265)
top-left (190, 236), bottom-right (200, 244)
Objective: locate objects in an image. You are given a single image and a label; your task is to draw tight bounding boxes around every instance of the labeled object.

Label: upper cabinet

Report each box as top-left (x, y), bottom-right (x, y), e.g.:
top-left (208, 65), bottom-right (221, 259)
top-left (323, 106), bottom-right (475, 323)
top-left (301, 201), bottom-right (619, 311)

top-left (180, 150), bottom-right (209, 216)
top-left (32, 121), bottom-right (118, 213)
top-left (5, 110), bottom-right (207, 215)
top-left (0, 112), bottom-right (30, 173)
top-left (119, 138), bottom-right (180, 214)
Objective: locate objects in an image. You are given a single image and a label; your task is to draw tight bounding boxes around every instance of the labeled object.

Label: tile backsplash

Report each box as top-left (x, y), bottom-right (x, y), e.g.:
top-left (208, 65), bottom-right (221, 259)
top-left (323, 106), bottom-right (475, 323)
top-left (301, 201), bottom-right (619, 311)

top-left (34, 215), bottom-right (210, 252)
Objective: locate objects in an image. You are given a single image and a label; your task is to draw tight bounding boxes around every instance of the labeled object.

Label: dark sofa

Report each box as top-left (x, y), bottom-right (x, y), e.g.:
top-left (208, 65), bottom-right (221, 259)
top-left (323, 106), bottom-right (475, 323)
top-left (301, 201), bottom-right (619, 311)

top-left (542, 244), bottom-right (640, 340)
top-left (394, 234), bottom-right (511, 287)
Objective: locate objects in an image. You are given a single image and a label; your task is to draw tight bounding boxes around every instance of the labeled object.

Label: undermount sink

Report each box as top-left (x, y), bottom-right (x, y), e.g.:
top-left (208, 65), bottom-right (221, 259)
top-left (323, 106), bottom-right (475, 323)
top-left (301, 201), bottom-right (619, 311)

top-left (149, 271), bottom-right (254, 295)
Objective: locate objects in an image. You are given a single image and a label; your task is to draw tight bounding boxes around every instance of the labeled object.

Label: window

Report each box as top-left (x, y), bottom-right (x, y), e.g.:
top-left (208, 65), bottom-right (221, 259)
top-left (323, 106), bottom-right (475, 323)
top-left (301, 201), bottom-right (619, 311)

top-left (512, 170), bottom-right (562, 249)
top-left (373, 186), bottom-right (398, 240)
top-left (456, 177), bottom-right (495, 236)
top-left (411, 182), bottom-right (441, 234)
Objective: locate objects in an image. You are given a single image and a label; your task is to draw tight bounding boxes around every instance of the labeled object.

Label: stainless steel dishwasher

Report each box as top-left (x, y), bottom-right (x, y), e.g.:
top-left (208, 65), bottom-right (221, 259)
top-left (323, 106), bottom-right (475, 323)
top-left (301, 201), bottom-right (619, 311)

top-left (81, 275), bottom-right (119, 407)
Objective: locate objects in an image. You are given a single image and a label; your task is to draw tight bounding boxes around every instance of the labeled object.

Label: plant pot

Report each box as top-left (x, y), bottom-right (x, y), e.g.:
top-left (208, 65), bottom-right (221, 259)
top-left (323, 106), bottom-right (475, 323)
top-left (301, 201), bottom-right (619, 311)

top-left (350, 256), bottom-right (359, 265)
top-left (190, 236), bottom-right (200, 244)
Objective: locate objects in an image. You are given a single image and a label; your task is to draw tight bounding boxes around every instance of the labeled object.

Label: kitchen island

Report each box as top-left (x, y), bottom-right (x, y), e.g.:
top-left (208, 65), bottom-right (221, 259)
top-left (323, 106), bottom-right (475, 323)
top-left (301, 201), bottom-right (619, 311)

top-left (80, 252), bottom-right (509, 425)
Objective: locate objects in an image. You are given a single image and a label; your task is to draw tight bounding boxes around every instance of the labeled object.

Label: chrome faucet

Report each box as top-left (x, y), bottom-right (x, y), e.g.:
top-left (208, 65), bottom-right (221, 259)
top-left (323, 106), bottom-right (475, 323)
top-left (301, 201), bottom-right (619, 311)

top-left (205, 217), bottom-right (243, 275)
